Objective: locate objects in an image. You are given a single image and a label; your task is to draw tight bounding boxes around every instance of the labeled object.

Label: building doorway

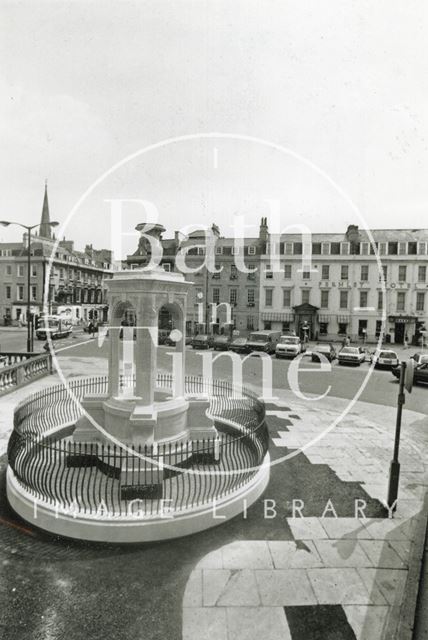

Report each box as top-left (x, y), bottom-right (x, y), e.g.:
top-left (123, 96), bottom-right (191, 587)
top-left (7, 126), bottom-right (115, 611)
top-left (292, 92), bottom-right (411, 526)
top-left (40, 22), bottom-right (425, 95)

top-left (394, 322), bottom-right (405, 344)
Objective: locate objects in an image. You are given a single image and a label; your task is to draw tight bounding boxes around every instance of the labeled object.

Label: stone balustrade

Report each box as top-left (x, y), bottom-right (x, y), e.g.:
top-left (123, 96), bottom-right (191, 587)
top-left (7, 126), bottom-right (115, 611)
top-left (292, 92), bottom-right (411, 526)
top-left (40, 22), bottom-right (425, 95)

top-left (0, 353), bottom-right (53, 396)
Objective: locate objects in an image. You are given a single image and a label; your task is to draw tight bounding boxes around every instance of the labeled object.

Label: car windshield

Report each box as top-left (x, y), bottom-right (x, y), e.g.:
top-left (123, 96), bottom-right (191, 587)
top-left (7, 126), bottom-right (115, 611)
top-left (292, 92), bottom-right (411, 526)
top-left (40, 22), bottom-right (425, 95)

top-left (315, 345), bottom-right (329, 351)
top-left (215, 336), bottom-right (228, 341)
top-left (340, 347), bottom-right (357, 354)
top-left (233, 338), bottom-right (246, 344)
top-left (249, 334), bottom-right (268, 342)
top-left (195, 335), bottom-right (207, 341)
top-left (280, 337), bottom-right (299, 344)
top-left (379, 351), bottom-right (396, 358)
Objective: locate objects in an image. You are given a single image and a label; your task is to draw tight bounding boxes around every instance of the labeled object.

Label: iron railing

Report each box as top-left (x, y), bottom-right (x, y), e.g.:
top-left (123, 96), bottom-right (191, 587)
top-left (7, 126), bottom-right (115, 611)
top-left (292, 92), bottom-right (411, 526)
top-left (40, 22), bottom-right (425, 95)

top-left (8, 375), bottom-right (268, 517)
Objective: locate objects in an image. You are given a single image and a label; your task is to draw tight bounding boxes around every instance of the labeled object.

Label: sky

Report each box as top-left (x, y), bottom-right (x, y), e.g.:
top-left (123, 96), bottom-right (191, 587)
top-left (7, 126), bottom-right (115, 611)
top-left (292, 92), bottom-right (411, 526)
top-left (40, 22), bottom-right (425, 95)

top-left (0, 0), bottom-right (427, 255)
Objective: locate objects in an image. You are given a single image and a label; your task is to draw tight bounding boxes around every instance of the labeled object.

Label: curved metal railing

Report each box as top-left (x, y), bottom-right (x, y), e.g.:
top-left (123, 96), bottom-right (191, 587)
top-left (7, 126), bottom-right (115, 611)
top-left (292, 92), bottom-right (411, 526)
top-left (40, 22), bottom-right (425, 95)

top-left (8, 375), bottom-right (268, 518)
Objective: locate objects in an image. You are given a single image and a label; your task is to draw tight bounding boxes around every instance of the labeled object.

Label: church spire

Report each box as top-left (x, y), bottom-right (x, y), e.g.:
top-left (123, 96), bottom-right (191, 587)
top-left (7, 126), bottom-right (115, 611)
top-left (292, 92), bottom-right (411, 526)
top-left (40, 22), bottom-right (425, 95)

top-left (39, 180), bottom-right (52, 238)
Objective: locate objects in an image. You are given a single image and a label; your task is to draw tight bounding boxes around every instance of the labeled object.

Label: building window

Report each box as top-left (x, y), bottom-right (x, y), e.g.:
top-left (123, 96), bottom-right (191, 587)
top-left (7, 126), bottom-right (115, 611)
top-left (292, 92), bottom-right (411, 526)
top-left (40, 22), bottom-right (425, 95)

top-left (375, 320), bottom-right (383, 337)
top-left (379, 265), bottom-right (387, 282)
top-left (418, 242), bottom-right (427, 255)
top-left (5, 285), bottom-right (11, 299)
top-left (215, 246), bottom-right (223, 255)
top-left (320, 290), bottom-right (329, 308)
top-left (265, 289), bottom-right (273, 307)
top-left (398, 265), bottom-right (407, 282)
top-left (398, 242), bottom-right (407, 255)
top-left (230, 265), bottom-right (238, 279)
top-left (284, 242), bottom-right (293, 255)
top-left (17, 265), bottom-right (24, 277)
top-left (321, 242), bottom-right (330, 255)
top-left (321, 265), bottom-right (330, 280)
top-left (59, 268), bottom-right (64, 279)
top-left (264, 320), bottom-right (272, 330)
top-left (397, 291), bottom-right (406, 311)
top-left (248, 245), bottom-right (256, 255)
top-left (212, 263), bottom-right (221, 279)
top-left (163, 263), bottom-right (171, 272)
top-left (378, 242), bottom-right (388, 256)
top-left (339, 290), bottom-right (348, 309)
top-left (229, 288), bottom-right (237, 305)
top-left (231, 246), bottom-right (240, 255)
top-left (31, 265), bottom-right (37, 277)
top-left (31, 285), bottom-right (37, 301)
top-left (416, 292), bottom-right (425, 312)
top-left (418, 266), bottom-right (427, 283)
top-left (212, 288), bottom-right (220, 304)
top-left (282, 321), bottom-right (290, 332)
top-left (341, 242), bottom-right (350, 255)
top-left (265, 265), bottom-right (273, 279)
top-left (377, 291), bottom-right (383, 310)
top-left (340, 265), bottom-right (349, 280)
top-left (359, 291), bottom-right (368, 308)
top-left (319, 322), bottom-right (328, 335)
top-left (360, 242), bottom-right (369, 255)
top-left (247, 264), bottom-right (256, 280)
top-left (338, 322), bottom-right (347, 335)
top-left (17, 285), bottom-right (24, 301)
top-left (247, 288), bottom-right (255, 305)
top-left (360, 265), bottom-right (369, 281)
top-left (6, 265), bottom-right (12, 276)
top-left (284, 264), bottom-right (292, 279)
top-left (283, 289), bottom-right (291, 308)
top-left (301, 290), bottom-right (310, 304)
top-left (247, 315), bottom-right (254, 330)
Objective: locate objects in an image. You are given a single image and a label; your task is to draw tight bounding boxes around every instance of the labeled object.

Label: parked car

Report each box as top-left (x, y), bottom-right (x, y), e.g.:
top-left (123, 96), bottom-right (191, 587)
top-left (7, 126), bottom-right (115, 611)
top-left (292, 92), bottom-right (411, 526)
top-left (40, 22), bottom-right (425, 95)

top-left (275, 335), bottom-right (305, 359)
top-left (191, 334), bottom-right (213, 349)
top-left (338, 346), bottom-right (366, 366)
top-left (411, 352), bottom-right (428, 365)
top-left (246, 330), bottom-right (281, 355)
top-left (392, 362), bottom-right (428, 385)
top-left (370, 349), bottom-right (399, 369)
top-left (213, 335), bottom-right (232, 351)
top-left (228, 337), bottom-right (249, 354)
top-left (311, 343), bottom-right (336, 363)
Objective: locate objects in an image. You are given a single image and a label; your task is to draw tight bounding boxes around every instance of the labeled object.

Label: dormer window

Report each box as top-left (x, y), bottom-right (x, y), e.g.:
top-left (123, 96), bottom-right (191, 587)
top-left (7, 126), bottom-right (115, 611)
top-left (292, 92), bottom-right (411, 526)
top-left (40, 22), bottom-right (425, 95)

top-left (248, 245), bottom-right (256, 255)
top-left (321, 242), bottom-right (330, 255)
top-left (360, 242), bottom-right (369, 255)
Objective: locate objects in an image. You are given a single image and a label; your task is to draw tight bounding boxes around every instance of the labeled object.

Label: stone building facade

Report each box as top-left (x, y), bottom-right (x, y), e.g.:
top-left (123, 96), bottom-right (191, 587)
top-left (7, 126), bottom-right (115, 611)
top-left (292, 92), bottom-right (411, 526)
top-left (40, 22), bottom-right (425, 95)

top-left (0, 185), bottom-right (113, 325)
top-left (259, 225), bottom-right (428, 345)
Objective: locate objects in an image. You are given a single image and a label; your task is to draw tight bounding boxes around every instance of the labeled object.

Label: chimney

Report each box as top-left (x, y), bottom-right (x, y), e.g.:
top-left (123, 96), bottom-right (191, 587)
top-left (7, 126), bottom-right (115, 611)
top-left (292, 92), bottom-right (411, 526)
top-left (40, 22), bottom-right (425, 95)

top-left (259, 216), bottom-right (268, 242)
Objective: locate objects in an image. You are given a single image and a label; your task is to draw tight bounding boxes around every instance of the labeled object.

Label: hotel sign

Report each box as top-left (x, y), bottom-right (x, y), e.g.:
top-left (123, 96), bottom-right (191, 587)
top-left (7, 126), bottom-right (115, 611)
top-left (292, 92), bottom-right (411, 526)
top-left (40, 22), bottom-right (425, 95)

top-left (318, 280), bottom-right (425, 289)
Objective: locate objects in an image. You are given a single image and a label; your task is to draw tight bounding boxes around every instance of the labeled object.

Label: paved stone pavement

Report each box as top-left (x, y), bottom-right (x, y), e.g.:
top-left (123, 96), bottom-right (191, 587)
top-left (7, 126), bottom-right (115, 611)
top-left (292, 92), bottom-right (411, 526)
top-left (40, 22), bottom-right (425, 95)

top-left (182, 396), bottom-right (428, 640)
top-left (0, 356), bottom-right (427, 639)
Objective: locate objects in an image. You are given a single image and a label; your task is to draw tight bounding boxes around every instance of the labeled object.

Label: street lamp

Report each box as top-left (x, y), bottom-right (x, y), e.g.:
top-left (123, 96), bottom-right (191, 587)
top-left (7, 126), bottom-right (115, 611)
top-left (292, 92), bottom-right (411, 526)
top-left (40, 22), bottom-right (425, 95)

top-left (0, 219), bottom-right (59, 352)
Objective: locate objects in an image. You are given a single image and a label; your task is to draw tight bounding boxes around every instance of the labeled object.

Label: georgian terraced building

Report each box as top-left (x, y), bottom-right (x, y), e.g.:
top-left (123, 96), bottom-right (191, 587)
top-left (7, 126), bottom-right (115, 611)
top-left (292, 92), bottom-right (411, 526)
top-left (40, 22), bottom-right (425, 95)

top-left (0, 185), bottom-right (113, 325)
top-left (259, 224), bottom-right (428, 345)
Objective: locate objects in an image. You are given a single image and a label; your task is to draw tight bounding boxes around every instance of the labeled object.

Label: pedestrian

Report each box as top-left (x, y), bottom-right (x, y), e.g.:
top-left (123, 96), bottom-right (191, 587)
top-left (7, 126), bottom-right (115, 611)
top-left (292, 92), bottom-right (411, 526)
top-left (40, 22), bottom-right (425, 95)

top-left (404, 334), bottom-right (409, 349)
top-left (88, 320), bottom-right (94, 338)
top-left (345, 335), bottom-right (351, 347)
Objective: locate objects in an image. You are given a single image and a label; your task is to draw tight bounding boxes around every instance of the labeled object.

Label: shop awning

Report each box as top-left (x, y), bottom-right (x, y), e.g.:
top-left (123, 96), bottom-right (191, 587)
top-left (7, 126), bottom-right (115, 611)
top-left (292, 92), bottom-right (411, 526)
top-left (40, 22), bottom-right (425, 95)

top-left (336, 315), bottom-right (350, 323)
top-left (261, 312), bottom-right (295, 322)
